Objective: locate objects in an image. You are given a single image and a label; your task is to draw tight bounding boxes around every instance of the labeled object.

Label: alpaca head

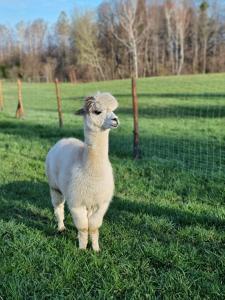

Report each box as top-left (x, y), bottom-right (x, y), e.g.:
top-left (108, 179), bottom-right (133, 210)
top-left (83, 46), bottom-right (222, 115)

top-left (79, 92), bottom-right (119, 132)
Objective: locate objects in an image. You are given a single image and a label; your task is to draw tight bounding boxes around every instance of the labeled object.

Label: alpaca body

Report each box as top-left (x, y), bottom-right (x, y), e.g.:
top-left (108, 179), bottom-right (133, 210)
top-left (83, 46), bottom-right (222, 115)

top-left (46, 136), bottom-right (114, 211)
top-left (45, 92), bottom-right (119, 251)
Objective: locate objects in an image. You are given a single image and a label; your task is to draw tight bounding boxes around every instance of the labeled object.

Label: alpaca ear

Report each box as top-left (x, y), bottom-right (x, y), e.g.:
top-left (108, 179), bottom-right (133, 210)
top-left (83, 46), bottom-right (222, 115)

top-left (75, 108), bottom-right (85, 115)
top-left (85, 96), bottom-right (96, 113)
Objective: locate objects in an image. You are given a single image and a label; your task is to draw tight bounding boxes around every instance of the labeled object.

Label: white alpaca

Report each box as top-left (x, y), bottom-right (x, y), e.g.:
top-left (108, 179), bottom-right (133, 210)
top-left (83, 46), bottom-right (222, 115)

top-left (45, 92), bottom-right (119, 251)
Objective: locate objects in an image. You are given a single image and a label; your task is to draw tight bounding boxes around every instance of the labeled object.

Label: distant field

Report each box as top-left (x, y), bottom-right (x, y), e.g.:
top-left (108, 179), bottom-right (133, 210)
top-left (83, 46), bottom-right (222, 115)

top-left (0, 74), bottom-right (225, 299)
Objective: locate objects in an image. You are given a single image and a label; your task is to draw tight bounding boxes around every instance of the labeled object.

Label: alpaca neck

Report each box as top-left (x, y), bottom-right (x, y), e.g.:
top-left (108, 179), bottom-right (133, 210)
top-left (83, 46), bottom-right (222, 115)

top-left (84, 129), bottom-right (109, 164)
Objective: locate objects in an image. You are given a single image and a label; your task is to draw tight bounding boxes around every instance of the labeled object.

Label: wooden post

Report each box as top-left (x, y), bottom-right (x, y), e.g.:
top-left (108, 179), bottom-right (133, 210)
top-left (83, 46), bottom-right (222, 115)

top-left (132, 77), bottom-right (140, 159)
top-left (16, 79), bottom-right (24, 118)
top-left (0, 80), bottom-right (3, 111)
top-left (55, 78), bottom-right (63, 128)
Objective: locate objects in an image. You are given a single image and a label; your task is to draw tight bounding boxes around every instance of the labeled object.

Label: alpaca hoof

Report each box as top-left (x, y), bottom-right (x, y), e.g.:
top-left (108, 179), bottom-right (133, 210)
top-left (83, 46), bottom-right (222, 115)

top-left (93, 246), bottom-right (100, 252)
top-left (58, 226), bottom-right (66, 233)
top-left (79, 246), bottom-right (87, 250)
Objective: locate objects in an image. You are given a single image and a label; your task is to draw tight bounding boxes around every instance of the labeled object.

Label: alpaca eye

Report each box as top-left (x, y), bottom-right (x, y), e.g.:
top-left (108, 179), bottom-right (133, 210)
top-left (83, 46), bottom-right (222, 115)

top-left (94, 110), bottom-right (102, 115)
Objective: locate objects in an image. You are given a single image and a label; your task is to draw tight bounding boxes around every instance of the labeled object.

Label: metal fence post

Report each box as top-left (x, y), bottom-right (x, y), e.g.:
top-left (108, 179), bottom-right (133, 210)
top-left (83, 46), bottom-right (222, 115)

top-left (132, 77), bottom-right (140, 159)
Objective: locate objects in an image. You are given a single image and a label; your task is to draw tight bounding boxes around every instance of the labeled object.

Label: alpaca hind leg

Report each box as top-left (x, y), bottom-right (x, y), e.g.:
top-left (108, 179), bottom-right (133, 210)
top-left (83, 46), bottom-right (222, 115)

top-left (70, 206), bottom-right (88, 250)
top-left (50, 188), bottom-right (65, 232)
top-left (88, 202), bottom-right (109, 251)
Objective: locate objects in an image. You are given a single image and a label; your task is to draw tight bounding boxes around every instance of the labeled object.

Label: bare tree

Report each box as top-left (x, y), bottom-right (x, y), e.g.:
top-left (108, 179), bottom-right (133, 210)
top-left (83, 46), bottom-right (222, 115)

top-left (165, 1), bottom-right (175, 73)
top-left (16, 21), bottom-right (26, 64)
top-left (198, 1), bottom-right (209, 73)
top-left (0, 25), bottom-right (13, 63)
top-left (44, 57), bottom-right (57, 82)
top-left (191, 7), bottom-right (199, 73)
top-left (165, 0), bottom-right (190, 75)
top-left (72, 11), bottom-right (105, 81)
top-left (175, 1), bottom-right (190, 75)
top-left (55, 11), bottom-right (71, 80)
top-left (98, 2), bottom-right (119, 79)
top-left (21, 19), bottom-right (47, 80)
top-left (1, 0), bottom-right (225, 81)
top-left (107, 0), bottom-right (149, 78)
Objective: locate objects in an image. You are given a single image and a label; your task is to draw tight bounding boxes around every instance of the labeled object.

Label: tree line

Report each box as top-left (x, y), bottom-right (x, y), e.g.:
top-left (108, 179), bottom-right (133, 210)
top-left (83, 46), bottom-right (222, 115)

top-left (0, 0), bottom-right (225, 82)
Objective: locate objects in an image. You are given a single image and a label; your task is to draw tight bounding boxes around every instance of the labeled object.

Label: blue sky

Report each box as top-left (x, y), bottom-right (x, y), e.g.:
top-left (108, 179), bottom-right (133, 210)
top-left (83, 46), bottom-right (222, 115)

top-left (0, 0), bottom-right (103, 26)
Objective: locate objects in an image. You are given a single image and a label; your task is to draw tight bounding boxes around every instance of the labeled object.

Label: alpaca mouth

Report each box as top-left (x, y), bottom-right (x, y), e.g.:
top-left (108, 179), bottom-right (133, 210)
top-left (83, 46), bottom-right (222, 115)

top-left (111, 120), bottom-right (119, 128)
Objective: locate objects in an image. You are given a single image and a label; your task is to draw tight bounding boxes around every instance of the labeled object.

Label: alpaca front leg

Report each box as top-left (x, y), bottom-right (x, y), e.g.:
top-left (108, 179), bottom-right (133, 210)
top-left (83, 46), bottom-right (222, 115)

top-left (70, 206), bottom-right (88, 250)
top-left (88, 202), bottom-right (109, 251)
top-left (50, 188), bottom-right (65, 232)
top-left (89, 228), bottom-right (100, 252)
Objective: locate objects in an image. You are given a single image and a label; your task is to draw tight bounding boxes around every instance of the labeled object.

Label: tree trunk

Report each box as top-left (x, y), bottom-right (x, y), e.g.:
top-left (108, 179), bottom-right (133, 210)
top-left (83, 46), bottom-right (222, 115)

top-left (177, 29), bottom-right (184, 75)
top-left (202, 37), bottom-right (207, 73)
top-left (165, 10), bottom-right (175, 74)
top-left (193, 29), bottom-right (198, 73)
top-left (131, 38), bottom-right (138, 79)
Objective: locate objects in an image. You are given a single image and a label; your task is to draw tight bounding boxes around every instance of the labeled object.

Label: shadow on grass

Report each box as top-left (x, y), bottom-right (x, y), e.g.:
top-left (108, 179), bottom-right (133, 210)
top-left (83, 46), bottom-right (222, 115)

top-left (0, 180), bottom-right (56, 236)
top-left (113, 93), bottom-right (225, 99)
top-left (0, 181), bottom-right (224, 242)
top-left (61, 93), bottom-right (225, 101)
top-left (118, 105), bottom-right (225, 118)
top-left (34, 96), bottom-right (225, 119)
top-left (0, 118), bottom-right (225, 175)
top-left (0, 119), bottom-right (132, 159)
top-left (0, 119), bottom-right (83, 141)
top-left (28, 93), bottom-right (225, 119)
top-left (110, 197), bottom-right (225, 231)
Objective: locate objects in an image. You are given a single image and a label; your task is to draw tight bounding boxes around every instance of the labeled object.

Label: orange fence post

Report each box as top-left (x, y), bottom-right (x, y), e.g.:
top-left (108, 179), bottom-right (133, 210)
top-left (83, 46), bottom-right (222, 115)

top-left (15, 79), bottom-right (24, 118)
top-left (132, 77), bottom-right (140, 159)
top-left (55, 78), bottom-right (63, 128)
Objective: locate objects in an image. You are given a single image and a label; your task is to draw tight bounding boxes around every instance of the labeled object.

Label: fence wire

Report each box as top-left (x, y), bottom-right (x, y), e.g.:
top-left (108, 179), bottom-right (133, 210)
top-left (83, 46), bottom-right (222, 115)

top-left (138, 91), bottom-right (225, 177)
top-left (1, 77), bottom-right (225, 178)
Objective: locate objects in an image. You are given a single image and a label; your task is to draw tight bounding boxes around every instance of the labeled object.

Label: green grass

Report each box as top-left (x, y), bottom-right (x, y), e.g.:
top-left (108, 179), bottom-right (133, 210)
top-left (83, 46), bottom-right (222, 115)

top-left (0, 74), bottom-right (225, 299)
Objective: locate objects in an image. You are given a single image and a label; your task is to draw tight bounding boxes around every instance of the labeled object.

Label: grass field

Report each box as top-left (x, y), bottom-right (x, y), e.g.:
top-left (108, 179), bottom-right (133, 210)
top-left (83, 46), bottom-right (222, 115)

top-left (0, 74), bottom-right (225, 299)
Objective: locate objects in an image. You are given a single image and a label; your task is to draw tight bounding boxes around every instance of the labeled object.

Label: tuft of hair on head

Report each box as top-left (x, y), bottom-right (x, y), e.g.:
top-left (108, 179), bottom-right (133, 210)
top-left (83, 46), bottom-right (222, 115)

top-left (85, 96), bottom-right (96, 113)
top-left (75, 95), bottom-right (96, 115)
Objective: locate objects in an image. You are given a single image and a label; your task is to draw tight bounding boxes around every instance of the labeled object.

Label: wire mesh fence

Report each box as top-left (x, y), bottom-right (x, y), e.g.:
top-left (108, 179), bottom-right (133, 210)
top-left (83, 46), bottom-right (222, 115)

top-left (137, 88), bottom-right (225, 178)
top-left (0, 75), bottom-right (225, 178)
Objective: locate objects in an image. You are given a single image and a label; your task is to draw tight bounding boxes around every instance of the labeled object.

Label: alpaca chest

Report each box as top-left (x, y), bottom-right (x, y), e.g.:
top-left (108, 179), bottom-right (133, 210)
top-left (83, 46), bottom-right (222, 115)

top-left (69, 164), bottom-right (114, 208)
